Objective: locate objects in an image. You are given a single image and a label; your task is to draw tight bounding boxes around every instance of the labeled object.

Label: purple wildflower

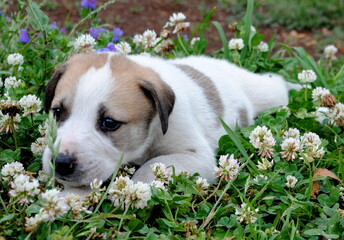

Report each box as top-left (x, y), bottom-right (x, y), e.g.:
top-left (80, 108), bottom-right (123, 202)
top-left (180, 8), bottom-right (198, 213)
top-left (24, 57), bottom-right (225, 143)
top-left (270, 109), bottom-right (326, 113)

top-left (89, 27), bottom-right (107, 39)
top-left (6, 17), bottom-right (12, 22)
top-left (19, 29), bottom-right (30, 43)
top-left (112, 28), bottom-right (123, 42)
top-left (0, 10), bottom-right (2, 16)
top-left (60, 28), bottom-right (66, 33)
top-left (51, 21), bottom-right (58, 29)
top-left (183, 34), bottom-right (189, 41)
top-left (96, 42), bottom-right (116, 52)
top-left (80, 0), bottom-right (96, 10)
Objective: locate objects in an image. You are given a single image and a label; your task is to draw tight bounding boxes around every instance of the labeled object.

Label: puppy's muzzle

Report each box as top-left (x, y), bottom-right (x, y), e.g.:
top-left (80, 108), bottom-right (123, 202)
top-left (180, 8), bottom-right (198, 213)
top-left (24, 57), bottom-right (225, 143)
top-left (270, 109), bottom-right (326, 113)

top-left (55, 153), bottom-right (77, 176)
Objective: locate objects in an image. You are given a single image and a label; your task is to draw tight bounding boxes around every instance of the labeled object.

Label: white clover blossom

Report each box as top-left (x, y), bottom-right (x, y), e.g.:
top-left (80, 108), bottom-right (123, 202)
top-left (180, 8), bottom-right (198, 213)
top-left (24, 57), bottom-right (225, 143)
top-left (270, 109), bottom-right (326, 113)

top-left (41, 189), bottom-right (69, 220)
top-left (286, 175), bottom-right (298, 188)
top-left (303, 145), bottom-right (325, 162)
top-left (249, 126), bottom-right (276, 158)
top-left (257, 158), bottom-right (274, 171)
top-left (297, 70), bottom-right (317, 83)
top-left (340, 187), bottom-right (344, 201)
top-left (65, 193), bottom-right (91, 219)
top-left (329, 102), bottom-right (344, 125)
top-left (312, 87), bottom-right (331, 102)
top-left (151, 162), bottom-right (172, 182)
top-left (150, 180), bottom-right (166, 190)
top-left (108, 176), bottom-right (151, 209)
top-left (196, 177), bottom-right (209, 190)
top-left (235, 203), bottom-right (259, 224)
top-left (4, 76), bottom-right (22, 89)
top-left (283, 128), bottom-right (300, 139)
top-left (9, 174), bottom-right (40, 204)
top-left (215, 154), bottom-right (240, 181)
top-left (1, 161), bottom-right (25, 181)
top-left (255, 41), bottom-right (269, 52)
top-left (324, 45), bottom-right (338, 60)
top-left (281, 138), bottom-right (302, 161)
top-left (301, 132), bottom-right (322, 148)
top-left (115, 41), bottom-right (132, 54)
top-left (19, 94), bottom-right (42, 116)
top-left (25, 210), bottom-right (50, 232)
top-left (124, 181), bottom-right (151, 209)
top-left (7, 53), bottom-right (24, 66)
top-left (252, 174), bottom-right (268, 185)
top-left (0, 113), bottom-right (21, 134)
top-left (228, 38), bottom-right (245, 50)
top-left (142, 29), bottom-right (157, 49)
top-left (164, 12), bottom-right (190, 34)
top-left (31, 137), bottom-right (48, 156)
top-left (154, 39), bottom-right (174, 54)
top-left (133, 34), bottom-right (144, 48)
top-left (73, 33), bottom-right (96, 51)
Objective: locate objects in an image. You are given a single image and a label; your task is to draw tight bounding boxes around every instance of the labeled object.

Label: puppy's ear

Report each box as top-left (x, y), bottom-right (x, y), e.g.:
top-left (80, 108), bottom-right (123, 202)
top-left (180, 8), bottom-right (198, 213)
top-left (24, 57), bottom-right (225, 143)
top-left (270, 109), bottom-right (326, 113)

top-left (139, 79), bottom-right (175, 134)
top-left (44, 63), bottom-right (67, 112)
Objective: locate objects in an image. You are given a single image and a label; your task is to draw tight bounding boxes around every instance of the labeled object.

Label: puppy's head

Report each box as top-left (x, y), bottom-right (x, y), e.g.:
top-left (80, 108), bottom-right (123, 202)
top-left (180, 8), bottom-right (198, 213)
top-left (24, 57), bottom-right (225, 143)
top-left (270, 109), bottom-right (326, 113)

top-left (42, 53), bottom-right (175, 187)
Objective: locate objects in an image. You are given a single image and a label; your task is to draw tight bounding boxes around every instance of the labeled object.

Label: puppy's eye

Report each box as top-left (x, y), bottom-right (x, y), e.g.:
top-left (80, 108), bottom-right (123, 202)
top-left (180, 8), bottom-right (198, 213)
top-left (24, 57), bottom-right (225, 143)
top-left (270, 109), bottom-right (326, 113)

top-left (52, 107), bottom-right (62, 121)
top-left (100, 118), bottom-right (122, 131)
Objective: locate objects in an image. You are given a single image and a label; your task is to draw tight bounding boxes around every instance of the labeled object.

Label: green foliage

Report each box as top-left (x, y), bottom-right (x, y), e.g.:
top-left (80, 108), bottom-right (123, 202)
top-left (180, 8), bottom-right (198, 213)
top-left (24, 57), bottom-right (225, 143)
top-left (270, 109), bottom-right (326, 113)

top-left (0, 0), bottom-right (343, 239)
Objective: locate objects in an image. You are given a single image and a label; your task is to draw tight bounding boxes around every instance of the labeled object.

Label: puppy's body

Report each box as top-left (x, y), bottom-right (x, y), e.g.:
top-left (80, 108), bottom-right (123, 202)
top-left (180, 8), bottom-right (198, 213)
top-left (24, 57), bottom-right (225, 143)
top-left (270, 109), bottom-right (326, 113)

top-left (43, 53), bottom-right (289, 194)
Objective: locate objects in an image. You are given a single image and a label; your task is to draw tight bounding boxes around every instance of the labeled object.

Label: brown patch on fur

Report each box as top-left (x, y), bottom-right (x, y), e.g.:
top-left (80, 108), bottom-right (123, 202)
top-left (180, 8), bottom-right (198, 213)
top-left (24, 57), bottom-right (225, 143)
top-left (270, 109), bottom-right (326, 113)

top-left (175, 64), bottom-right (224, 119)
top-left (109, 54), bottom-right (175, 134)
top-left (48, 53), bottom-right (108, 110)
top-left (238, 107), bottom-right (250, 127)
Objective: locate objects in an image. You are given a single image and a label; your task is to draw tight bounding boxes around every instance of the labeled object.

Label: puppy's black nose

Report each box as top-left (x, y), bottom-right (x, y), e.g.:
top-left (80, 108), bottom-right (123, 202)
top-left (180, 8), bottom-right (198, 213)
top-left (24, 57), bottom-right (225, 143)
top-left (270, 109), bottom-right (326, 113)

top-left (55, 153), bottom-right (77, 176)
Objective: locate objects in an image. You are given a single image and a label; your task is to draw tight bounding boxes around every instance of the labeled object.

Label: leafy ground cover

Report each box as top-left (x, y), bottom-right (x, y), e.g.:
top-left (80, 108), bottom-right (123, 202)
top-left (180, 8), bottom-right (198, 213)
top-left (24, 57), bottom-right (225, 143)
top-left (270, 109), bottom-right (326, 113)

top-left (0, 0), bottom-right (343, 239)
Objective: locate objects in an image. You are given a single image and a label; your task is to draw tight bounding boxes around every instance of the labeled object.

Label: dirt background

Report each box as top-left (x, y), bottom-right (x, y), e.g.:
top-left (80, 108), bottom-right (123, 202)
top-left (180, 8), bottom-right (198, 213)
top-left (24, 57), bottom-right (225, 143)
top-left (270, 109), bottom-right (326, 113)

top-left (38, 0), bottom-right (334, 56)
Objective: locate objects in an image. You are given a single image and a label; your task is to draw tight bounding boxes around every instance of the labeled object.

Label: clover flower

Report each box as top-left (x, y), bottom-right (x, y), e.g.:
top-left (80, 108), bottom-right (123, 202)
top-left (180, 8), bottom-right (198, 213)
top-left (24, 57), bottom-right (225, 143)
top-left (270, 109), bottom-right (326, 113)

top-left (133, 34), bottom-right (144, 48)
top-left (31, 137), bottom-right (48, 156)
top-left (80, 0), bottom-right (96, 9)
top-left (115, 41), bottom-right (132, 54)
top-left (142, 29), bottom-right (157, 49)
top-left (281, 138), bottom-right (302, 161)
top-left (235, 203), bottom-right (259, 224)
top-left (297, 70), bottom-right (317, 83)
top-left (108, 176), bottom-right (132, 207)
top-left (303, 145), bottom-right (325, 162)
top-left (324, 45), bottom-right (338, 60)
top-left (9, 174), bottom-right (40, 204)
top-left (255, 41), bottom-right (269, 52)
top-left (283, 128), bottom-right (300, 139)
top-left (164, 12), bottom-right (190, 34)
top-left (87, 178), bottom-right (105, 204)
top-left (340, 187), bottom-right (344, 201)
top-left (150, 180), bottom-right (166, 190)
top-left (252, 174), bottom-right (268, 185)
top-left (228, 38), bottom-right (245, 50)
top-left (249, 126), bottom-right (276, 158)
top-left (329, 102), bottom-right (344, 126)
top-left (25, 210), bottom-right (50, 232)
top-left (285, 175), bottom-right (298, 188)
top-left (257, 158), bottom-right (274, 171)
top-left (312, 87), bottom-right (336, 107)
top-left (7, 53), bottom-right (24, 66)
top-left (196, 177), bottom-right (209, 190)
top-left (4, 76), bottom-right (22, 89)
top-left (19, 94), bottom-right (42, 116)
top-left (113, 27), bottom-right (123, 42)
top-left (301, 132), bottom-right (322, 148)
top-left (124, 181), bottom-right (151, 209)
top-left (1, 161), bottom-right (24, 181)
top-left (0, 113), bottom-right (21, 133)
top-left (73, 33), bottom-right (96, 52)
top-left (215, 154), bottom-right (240, 181)
top-left (65, 193), bottom-right (92, 219)
top-left (19, 29), bottom-right (30, 43)
top-left (154, 39), bottom-right (174, 54)
top-left (151, 162), bottom-right (172, 182)
top-left (108, 176), bottom-right (151, 209)
top-left (41, 189), bottom-right (70, 220)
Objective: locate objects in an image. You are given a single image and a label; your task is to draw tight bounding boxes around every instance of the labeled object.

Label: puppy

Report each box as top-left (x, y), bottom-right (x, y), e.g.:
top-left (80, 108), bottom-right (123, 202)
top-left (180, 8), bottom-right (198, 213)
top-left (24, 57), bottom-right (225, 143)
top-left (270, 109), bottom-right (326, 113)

top-left (42, 53), bottom-right (289, 195)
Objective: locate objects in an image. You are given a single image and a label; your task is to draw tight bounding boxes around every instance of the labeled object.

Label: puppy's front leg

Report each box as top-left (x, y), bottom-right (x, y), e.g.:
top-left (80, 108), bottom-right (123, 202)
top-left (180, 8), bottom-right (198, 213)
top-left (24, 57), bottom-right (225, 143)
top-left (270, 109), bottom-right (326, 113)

top-left (132, 154), bottom-right (217, 183)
